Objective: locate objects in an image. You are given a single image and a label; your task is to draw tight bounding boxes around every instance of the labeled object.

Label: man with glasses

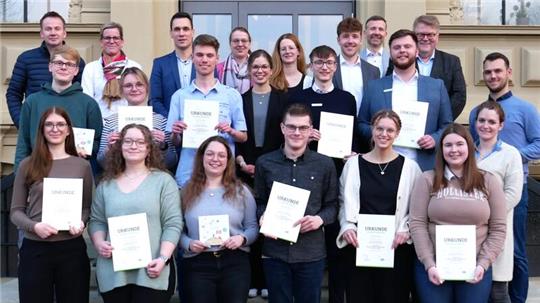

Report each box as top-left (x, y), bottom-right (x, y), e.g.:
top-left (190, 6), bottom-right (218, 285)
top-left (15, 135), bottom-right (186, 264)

top-left (254, 103), bottom-right (338, 303)
top-left (413, 15), bottom-right (466, 120)
top-left (14, 46), bottom-right (102, 171)
top-left (150, 12), bottom-right (196, 118)
top-left (358, 29), bottom-right (452, 172)
top-left (6, 11), bottom-right (85, 129)
top-left (81, 22), bottom-right (141, 119)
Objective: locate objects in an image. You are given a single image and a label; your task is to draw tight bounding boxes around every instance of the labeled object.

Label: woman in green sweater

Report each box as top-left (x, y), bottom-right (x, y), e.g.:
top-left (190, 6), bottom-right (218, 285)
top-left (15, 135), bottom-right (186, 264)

top-left (89, 124), bottom-right (182, 302)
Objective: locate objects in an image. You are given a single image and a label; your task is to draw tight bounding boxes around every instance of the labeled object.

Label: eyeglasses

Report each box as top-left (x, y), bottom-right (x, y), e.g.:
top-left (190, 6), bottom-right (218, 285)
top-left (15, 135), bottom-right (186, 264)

top-left (283, 124), bottom-right (311, 133)
top-left (122, 82), bottom-right (146, 90)
top-left (415, 32), bottom-right (438, 39)
top-left (311, 60), bottom-right (337, 68)
top-left (44, 122), bottom-right (68, 130)
top-left (102, 36), bottom-right (122, 42)
top-left (122, 138), bottom-right (147, 147)
top-left (251, 64), bottom-right (270, 71)
top-left (51, 61), bottom-right (78, 69)
top-left (231, 39), bottom-right (250, 44)
top-left (374, 126), bottom-right (397, 135)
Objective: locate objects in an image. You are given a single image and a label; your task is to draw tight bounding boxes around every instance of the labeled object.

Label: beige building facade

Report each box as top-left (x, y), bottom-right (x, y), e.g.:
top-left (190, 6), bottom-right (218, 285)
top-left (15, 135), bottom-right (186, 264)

top-left (1, 0), bottom-right (539, 175)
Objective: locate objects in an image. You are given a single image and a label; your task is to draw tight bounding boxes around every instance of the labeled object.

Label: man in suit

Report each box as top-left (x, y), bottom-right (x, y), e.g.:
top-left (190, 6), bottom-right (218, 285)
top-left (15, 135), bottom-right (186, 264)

top-left (358, 29), bottom-right (452, 172)
top-left (149, 12), bottom-right (196, 117)
top-left (333, 17), bottom-right (380, 115)
top-left (413, 15), bottom-right (466, 120)
top-left (360, 15), bottom-right (390, 78)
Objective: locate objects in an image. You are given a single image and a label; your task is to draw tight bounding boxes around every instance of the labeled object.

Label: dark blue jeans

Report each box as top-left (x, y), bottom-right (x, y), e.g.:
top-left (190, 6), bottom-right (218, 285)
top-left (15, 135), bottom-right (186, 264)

top-left (414, 258), bottom-right (492, 303)
top-left (182, 250), bottom-right (250, 303)
top-left (263, 257), bottom-right (325, 303)
top-left (509, 185), bottom-right (529, 303)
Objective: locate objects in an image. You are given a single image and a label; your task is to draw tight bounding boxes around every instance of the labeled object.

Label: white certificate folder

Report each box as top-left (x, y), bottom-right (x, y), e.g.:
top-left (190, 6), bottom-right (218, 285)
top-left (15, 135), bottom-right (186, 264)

top-left (183, 99), bottom-right (220, 148)
top-left (260, 182), bottom-right (310, 243)
top-left (317, 111), bottom-right (354, 158)
top-left (436, 225), bottom-right (476, 280)
top-left (41, 178), bottom-right (83, 230)
top-left (356, 214), bottom-right (395, 268)
top-left (108, 213), bottom-right (153, 272)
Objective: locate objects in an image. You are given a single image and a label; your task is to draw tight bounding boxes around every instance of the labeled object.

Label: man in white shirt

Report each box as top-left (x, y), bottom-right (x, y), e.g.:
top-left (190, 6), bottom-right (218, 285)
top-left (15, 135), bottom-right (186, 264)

top-left (360, 15), bottom-right (391, 77)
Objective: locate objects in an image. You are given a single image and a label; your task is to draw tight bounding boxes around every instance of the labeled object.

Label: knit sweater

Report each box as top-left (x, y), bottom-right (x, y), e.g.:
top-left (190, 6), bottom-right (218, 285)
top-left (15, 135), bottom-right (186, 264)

top-left (11, 156), bottom-right (94, 242)
top-left (6, 41), bottom-right (85, 128)
top-left (14, 82), bottom-right (103, 170)
top-left (88, 170), bottom-right (182, 293)
top-left (409, 170), bottom-right (506, 271)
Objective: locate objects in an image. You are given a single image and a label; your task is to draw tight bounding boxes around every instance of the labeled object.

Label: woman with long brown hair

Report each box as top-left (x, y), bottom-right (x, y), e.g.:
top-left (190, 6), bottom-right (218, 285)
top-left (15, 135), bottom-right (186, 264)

top-left (89, 124), bottom-right (182, 302)
top-left (11, 107), bottom-right (94, 303)
top-left (180, 136), bottom-right (258, 303)
top-left (410, 123), bottom-right (507, 303)
top-left (269, 33), bottom-right (310, 99)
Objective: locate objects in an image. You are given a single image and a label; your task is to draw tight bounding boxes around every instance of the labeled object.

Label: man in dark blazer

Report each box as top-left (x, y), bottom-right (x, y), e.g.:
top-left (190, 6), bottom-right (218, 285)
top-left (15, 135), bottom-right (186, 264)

top-left (413, 15), bottom-right (466, 120)
top-left (333, 17), bottom-right (380, 116)
top-left (358, 29), bottom-right (452, 172)
top-left (360, 15), bottom-right (391, 78)
top-left (149, 12), bottom-right (196, 117)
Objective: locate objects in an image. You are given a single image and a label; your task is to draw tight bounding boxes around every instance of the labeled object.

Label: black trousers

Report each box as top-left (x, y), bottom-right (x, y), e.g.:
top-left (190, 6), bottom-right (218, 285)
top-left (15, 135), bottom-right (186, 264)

top-left (101, 258), bottom-right (176, 303)
top-left (18, 236), bottom-right (90, 303)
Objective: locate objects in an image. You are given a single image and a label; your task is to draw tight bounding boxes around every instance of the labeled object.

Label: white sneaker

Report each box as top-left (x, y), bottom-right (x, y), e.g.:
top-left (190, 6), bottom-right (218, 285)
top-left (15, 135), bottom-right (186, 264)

top-left (248, 288), bottom-right (258, 298)
top-left (261, 289), bottom-right (269, 298)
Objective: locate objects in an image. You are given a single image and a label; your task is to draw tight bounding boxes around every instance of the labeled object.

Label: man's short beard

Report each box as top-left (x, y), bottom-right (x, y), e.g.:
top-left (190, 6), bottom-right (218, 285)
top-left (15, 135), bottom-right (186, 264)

top-left (392, 57), bottom-right (415, 70)
top-left (487, 79), bottom-right (508, 94)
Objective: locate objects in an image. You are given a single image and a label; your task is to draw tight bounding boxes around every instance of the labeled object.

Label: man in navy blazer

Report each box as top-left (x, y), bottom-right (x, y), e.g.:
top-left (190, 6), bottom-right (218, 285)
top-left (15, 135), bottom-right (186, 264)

top-left (360, 15), bottom-right (391, 78)
top-left (413, 15), bottom-right (466, 120)
top-left (149, 12), bottom-right (196, 117)
top-left (358, 29), bottom-right (452, 171)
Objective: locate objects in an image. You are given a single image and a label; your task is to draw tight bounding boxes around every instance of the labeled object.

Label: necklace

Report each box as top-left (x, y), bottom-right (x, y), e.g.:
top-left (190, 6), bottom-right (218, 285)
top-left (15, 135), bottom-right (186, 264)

top-left (123, 169), bottom-right (149, 180)
top-left (377, 162), bottom-right (390, 175)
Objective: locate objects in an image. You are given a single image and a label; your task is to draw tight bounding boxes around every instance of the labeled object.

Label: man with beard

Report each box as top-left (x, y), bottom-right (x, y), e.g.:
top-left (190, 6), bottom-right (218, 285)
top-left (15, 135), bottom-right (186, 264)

top-left (360, 15), bottom-right (391, 77)
top-left (358, 29), bottom-right (452, 171)
top-left (469, 52), bottom-right (540, 303)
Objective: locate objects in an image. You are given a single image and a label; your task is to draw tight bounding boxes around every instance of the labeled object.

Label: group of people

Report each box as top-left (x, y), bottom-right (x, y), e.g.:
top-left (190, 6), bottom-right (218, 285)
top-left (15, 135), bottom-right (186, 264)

top-left (7, 9), bottom-right (539, 303)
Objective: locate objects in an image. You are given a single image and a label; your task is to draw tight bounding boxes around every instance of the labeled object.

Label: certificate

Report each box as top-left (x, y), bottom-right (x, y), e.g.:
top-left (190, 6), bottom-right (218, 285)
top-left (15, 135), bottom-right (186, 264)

top-left (73, 127), bottom-right (95, 156)
top-left (117, 106), bottom-right (153, 131)
top-left (41, 178), bottom-right (83, 230)
top-left (356, 214), bottom-right (395, 268)
top-left (392, 101), bottom-right (428, 149)
top-left (183, 99), bottom-right (219, 148)
top-left (436, 225), bottom-right (476, 280)
top-left (108, 213), bottom-right (152, 272)
top-left (317, 111), bottom-right (354, 158)
top-left (199, 215), bottom-right (230, 246)
top-left (259, 182), bottom-right (310, 243)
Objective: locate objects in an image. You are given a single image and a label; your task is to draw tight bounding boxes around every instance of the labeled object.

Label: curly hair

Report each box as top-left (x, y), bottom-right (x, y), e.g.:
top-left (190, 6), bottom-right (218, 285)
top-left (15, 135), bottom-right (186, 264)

top-left (101, 124), bottom-right (166, 181)
top-left (181, 136), bottom-right (245, 211)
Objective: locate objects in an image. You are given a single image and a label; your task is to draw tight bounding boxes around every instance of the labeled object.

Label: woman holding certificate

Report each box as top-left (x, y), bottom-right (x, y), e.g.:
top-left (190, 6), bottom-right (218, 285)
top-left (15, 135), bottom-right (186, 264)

top-left (11, 107), bottom-right (94, 303)
top-left (89, 124), bottom-right (182, 302)
top-left (97, 67), bottom-right (177, 172)
top-left (270, 33), bottom-right (310, 99)
top-left (410, 123), bottom-right (507, 303)
top-left (180, 136), bottom-right (258, 303)
top-left (336, 110), bottom-right (421, 303)
top-left (474, 101), bottom-right (523, 303)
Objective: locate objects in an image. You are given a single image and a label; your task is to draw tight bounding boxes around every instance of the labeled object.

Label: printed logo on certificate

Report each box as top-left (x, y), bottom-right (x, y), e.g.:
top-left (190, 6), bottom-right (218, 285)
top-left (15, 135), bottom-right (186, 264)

top-left (73, 127), bottom-right (95, 156)
top-left (436, 225), bottom-right (476, 280)
top-left (42, 178), bottom-right (83, 230)
top-left (259, 182), bottom-right (310, 243)
top-left (199, 215), bottom-right (230, 246)
top-left (392, 101), bottom-right (428, 149)
top-left (117, 106), bottom-right (153, 131)
top-left (108, 213), bottom-right (153, 272)
top-left (183, 99), bottom-right (220, 149)
top-left (356, 214), bottom-right (395, 268)
top-left (318, 112), bottom-right (354, 159)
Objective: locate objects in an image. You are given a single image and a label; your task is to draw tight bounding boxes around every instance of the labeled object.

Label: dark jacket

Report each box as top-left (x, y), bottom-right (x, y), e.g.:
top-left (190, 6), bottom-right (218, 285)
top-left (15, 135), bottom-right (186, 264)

top-left (6, 41), bottom-right (85, 128)
top-left (236, 87), bottom-right (287, 185)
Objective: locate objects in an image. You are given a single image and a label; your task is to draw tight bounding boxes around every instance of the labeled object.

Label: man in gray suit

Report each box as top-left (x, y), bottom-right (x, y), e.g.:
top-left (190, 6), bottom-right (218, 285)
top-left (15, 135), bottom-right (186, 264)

top-left (332, 17), bottom-right (380, 114)
top-left (360, 15), bottom-right (391, 77)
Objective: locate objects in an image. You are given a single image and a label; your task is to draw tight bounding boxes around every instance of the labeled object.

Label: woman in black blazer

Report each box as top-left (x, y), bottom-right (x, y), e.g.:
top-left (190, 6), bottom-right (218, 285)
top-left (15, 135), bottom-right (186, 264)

top-left (235, 49), bottom-right (287, 299)
top-left (236, 49), bottom-right (287, 188)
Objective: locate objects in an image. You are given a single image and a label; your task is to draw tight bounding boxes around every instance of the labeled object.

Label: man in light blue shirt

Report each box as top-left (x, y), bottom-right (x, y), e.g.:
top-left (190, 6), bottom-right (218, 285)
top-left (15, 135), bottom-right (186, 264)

top-left (167, 34), bottom-right (247, 188)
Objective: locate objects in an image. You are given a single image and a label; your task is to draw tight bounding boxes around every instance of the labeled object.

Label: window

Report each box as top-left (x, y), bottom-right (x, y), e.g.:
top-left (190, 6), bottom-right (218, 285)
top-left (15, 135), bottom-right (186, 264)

top-left (451, 0), bottom-right (540, 25)
top-left (1, 0), bottom-right (70, 23)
